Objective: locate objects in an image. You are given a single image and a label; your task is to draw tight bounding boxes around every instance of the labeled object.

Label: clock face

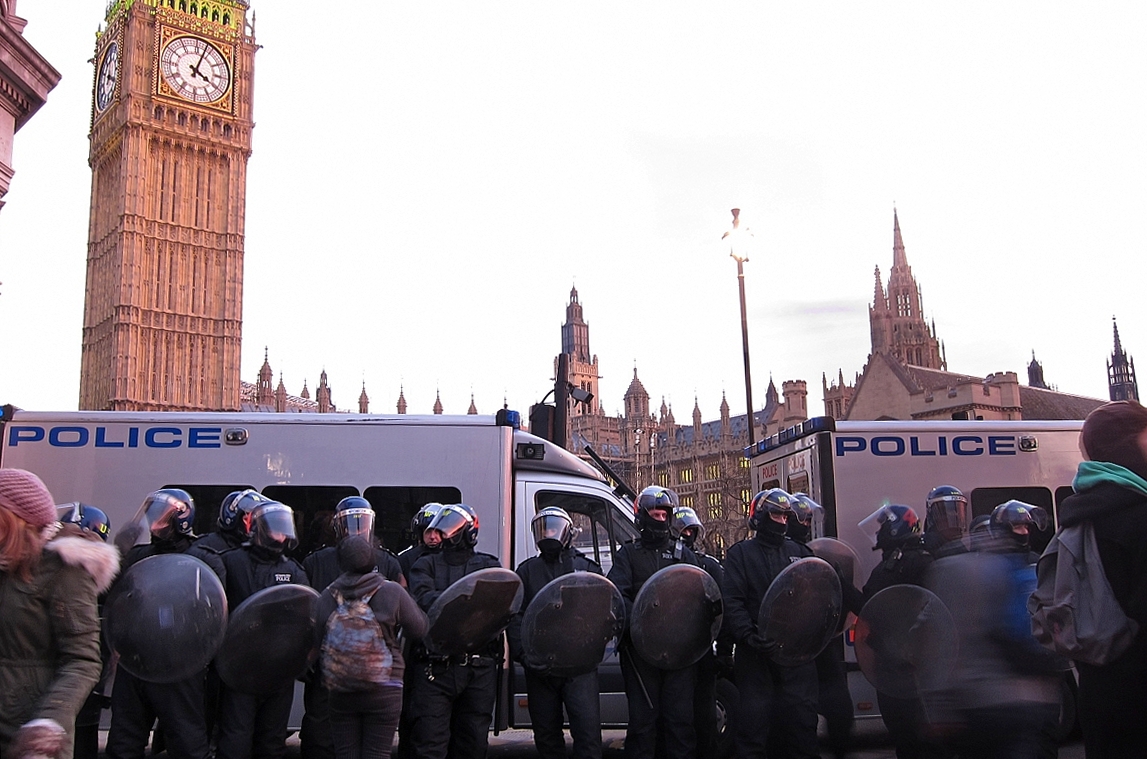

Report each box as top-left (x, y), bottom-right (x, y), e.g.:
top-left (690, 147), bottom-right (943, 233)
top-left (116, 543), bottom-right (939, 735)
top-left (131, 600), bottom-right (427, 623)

top-left (96, 41), bottom-right (119, 112)
top-left (160, 36), bottom-right (231, 104)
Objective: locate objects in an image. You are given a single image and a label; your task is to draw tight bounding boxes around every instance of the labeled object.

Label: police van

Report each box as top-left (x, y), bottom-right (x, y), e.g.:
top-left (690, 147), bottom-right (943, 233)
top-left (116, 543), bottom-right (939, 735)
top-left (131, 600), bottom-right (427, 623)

top-left (0, 406), bottom-right (645, 733)
top-left (748, 415), bottom-right (1085, 727)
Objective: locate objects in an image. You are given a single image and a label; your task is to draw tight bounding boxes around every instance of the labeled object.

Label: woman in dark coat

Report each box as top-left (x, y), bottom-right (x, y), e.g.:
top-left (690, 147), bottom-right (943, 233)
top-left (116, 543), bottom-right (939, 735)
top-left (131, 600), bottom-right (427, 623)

top-left (0, 468), bottom-right (119, 759)
top-left (314, 536), bottom-right (428, 759)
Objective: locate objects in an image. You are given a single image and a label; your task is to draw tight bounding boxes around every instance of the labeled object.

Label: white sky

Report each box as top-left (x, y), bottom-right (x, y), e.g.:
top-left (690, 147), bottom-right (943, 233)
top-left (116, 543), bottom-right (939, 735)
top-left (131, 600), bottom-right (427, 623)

top-left (1, 2), bottom-right (1145, 420)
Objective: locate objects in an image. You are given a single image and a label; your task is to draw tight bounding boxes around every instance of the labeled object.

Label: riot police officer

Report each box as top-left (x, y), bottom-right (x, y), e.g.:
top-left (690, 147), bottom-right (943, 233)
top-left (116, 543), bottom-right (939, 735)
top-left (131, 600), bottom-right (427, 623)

top-left (397, 503), bottom-right (443, 582)
top-left (301, 496), bottom-right (405, 759)
top-left (407, 503), bottom-right (502, 759)
top-left (507, 507), bottom-right (604, 759)
top-left (789, 493), bottom-right (860, 759)
top-left (669, 505), bottom-right (731, 758)
top-left (107, 490), bottom-right (224, 759)
top-left (216, 501), bottom-right (309, 759)
top-left (196, 489), bottom-right (269, 560)
top-left (859, 503), bottom-right (948, 759)
top-left (607, 486), bottom-right (701, 759)
top-left (723, 488), bottom-right (818, 759)
top-left (923, 485), bottom-right (970, 559)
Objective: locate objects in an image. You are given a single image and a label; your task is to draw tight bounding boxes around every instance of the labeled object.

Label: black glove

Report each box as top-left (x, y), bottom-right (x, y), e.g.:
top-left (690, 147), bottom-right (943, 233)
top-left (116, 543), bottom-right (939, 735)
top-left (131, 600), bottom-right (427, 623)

top-left (747, 634), bottom-right (779, 657)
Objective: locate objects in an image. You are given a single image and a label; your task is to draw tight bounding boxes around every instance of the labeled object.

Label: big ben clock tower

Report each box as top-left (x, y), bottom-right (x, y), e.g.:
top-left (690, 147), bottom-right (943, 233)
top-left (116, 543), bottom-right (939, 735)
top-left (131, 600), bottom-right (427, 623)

top-left (79, 0), bottom-right (256, 411)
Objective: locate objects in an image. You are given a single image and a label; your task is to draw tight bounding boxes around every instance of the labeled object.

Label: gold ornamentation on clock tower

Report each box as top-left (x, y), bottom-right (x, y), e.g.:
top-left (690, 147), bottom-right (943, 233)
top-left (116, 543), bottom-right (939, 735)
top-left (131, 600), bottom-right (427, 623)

top-left (80, 0), bottom-right (256, 411)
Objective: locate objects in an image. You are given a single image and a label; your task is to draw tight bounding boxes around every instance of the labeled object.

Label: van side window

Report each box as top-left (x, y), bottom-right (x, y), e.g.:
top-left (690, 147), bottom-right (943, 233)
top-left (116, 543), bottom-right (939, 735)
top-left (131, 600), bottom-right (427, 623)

top-left (533, 491), bottom-right (638, 574)
top-left (262, 485), bottom-right (359, 559)
top-left (165, 484), bottom-right (253, 536)
top-left (969, 486), bottom-right (1055, 554)
top-left (362, 486), bottom-right (462, 554)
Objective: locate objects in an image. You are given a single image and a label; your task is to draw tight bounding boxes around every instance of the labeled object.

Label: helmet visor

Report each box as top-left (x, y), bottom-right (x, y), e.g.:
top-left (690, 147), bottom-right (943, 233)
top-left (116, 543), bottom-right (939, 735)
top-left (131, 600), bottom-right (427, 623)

top-left (531, 513), bottom-right (572, 547)
top-left (335, 508), bottom-right (375, 541)
top-left (428, 505), bottom-right (473, 543)
top-left (140, 492), bottom-right (192, 541)
top-left (858, 504), bottom-right (895, 546)
top-left (252, 504), bottom-right (298, 551)
top-left (928, 498), bottom-right (968, 536)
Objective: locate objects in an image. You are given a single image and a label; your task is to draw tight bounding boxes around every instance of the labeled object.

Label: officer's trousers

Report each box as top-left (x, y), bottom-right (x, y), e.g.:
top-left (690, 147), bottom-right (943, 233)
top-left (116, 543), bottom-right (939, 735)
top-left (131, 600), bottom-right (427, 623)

top-left (619, 647), bottom-right (695, 759)
top-left (524, 667), bottom-right (602, 759)
top-left (300, 681), bottom-right (335, 759)
top-left (733, 647), bottom-right (818, 759)
top-left (406, 657), bottom-right (497, 759)
top-left (216, 684), bottom-right (294, 759)
top-left (816, 635), bottom-right (855, 759)
top-left (106, 669), bottom-right (211, 759)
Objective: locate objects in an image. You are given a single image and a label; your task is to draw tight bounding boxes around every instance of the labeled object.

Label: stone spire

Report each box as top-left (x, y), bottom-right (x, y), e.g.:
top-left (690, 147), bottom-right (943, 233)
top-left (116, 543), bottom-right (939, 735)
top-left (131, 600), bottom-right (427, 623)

top-left (433, 390), bottom-right (443, 415)
top-left (692, 397), bottom-right (702, 436)
top-left (358, 382), bottom-right (369, 414)
top-left (1027, 351), bottom-right (1048, 389)
top-left (397, 386), bottom-right (407, 414)
top-left (256, 348), bottom-right (273, 407)
top-left (467, 393), bottom-right (478, 415)
top-left (275, 373), bottom-right (287, 412)
top-left (317, 370), bottom-right (332, 413)
top-left (892, 207), bottom-right (908, 269)
top-left (300, 380), bottom-right (310, 400)
top-left (1109, 316), bottom-right (1139, 401)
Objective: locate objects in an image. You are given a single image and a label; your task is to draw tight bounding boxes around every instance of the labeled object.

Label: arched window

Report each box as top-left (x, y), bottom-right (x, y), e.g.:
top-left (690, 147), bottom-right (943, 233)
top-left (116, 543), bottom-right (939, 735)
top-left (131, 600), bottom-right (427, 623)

top-left (212, 10), bottom-right (219, 22)
top-left (178, 0), bottom-right (186, 10)
top-left (222, 124), bottom-right (233, 138)
top-left (202, 6), bottom-right (209, 18)
top-left (178, 111), bottom-right (187, 127)
top-left (154, 105), bottom-right (164, 120)
top-left (200, 118), bottom-right (209, 132)
top-left (190, 3), bottom-right (197, 15)
top-left (222, 12), bottom-right (230, 25)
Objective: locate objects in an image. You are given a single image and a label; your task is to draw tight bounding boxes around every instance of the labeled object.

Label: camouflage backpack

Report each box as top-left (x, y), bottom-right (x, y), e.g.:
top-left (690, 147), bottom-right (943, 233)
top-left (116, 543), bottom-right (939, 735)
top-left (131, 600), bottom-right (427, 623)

top-left (320, 589), bottom-right (394, 692)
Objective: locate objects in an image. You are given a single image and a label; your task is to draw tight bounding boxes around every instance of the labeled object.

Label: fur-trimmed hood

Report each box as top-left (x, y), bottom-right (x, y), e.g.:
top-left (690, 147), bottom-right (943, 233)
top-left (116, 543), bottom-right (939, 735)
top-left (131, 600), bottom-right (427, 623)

top-left (46, 532), bottom-right (121, 594)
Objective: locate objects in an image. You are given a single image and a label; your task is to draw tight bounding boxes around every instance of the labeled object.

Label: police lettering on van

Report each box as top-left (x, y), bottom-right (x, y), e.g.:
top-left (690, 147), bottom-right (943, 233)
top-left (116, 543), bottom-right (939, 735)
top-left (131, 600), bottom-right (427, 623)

top-left (834, 434), bottom-right (1018, 457)
top-left (7, 425), bottom-right (224, 449)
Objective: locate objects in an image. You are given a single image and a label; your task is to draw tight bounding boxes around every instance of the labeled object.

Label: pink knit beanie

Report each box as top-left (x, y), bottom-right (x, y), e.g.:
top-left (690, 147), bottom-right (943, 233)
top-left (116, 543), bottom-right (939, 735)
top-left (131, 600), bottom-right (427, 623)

top-left (0, 468), bottom-right (57, 529)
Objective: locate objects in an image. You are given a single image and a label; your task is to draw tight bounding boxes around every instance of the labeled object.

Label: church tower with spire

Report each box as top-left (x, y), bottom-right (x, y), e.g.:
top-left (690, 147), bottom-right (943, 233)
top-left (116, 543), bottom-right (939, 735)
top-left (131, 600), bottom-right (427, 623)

top-left (558, 286), bottom-right (601, 418)
top-left (1108, 317), bottom-right (1139, 401)
top-left (869, 210), bottom-right (945, 369)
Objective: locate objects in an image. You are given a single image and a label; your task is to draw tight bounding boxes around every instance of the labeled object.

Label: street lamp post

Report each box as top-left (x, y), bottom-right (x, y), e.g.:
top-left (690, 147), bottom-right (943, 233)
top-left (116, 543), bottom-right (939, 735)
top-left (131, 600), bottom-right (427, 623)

top-left (722, 208), bottom-right (755, 447)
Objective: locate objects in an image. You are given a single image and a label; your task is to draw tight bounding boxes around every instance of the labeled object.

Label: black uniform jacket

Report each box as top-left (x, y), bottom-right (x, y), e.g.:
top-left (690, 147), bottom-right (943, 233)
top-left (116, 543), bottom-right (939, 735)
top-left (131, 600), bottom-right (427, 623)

top-left (721, 534), bottom-right (812, 646)
top-left (409, 547), bottom-right (502, 656)
top-left (507, 548), bottom-right (602, 662)
top-left (861, 542), bottom-right (934, 603)
top-left (221, 545), bottom-right (309, 608)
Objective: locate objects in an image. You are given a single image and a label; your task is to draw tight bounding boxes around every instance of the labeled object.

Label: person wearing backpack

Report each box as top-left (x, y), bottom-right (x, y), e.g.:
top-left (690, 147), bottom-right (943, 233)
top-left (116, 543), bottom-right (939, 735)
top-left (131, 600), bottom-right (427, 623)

top-left (314, 535), bottom-right (428, 759)
top-left (1054, 400), bottom-right (1147, 758)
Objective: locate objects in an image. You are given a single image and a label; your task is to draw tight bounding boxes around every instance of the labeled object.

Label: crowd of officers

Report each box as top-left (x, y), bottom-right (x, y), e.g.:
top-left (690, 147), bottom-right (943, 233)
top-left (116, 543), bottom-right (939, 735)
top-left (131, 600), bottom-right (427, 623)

top-left (66, 477), bottom-right (1061, 759)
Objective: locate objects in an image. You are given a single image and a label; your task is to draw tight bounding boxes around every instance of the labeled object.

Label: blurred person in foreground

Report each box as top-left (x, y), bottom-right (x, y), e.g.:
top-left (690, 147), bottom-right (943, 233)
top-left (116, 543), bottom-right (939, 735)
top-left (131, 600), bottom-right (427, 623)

top-left (0, 469), bottom-right (118, 759)
top-left (926, 501), bottom-right (1061, 759)
top-left (1056, 400), bottom-right (1147, 758)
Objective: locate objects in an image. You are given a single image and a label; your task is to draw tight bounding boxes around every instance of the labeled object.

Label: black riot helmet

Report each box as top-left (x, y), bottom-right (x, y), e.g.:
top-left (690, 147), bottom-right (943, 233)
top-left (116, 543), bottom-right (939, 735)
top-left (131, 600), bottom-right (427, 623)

top-left (531, 507), bottom-right (575, 551)
top-left (859, 503), bottom-right (921, 552)
top-left (333, 496), bottom-right (375, 543)
top-left (218, 489), bottom-right (268, 537)
top-left (138, 489), bottom-right (196, 542)
top-left (634, 486), bottom-right (677, 542)
top-left (988, 500), bottom-right (1049, 552)
top-left (925, 485), bottom-right (968, 543)
top-left (249, 501), bottom-right (299, 553)
top-left (411, 503), bottom-right (444, 546)
top-left (747, 488), bottom-right (794, 533)
top-left (670, 505), bottom-right (704, 548)
top-left (426, 503), bottom-right (479, 549)
top-left (788, 493), bottom-right (824, 543)
top-left (58, 502), bottom-right (112, 543)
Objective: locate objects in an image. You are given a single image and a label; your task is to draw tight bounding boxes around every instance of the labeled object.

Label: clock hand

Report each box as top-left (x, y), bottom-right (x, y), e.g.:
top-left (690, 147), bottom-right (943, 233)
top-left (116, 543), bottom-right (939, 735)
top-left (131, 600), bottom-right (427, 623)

top-left (192, 41), bottom-right (209, 81)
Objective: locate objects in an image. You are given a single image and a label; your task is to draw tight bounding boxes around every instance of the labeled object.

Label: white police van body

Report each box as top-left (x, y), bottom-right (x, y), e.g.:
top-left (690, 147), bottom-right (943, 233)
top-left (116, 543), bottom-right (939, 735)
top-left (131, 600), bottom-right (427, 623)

top-left (0, 407), bottom-right (641, 732)
top-left (747, 415), bottom-right (1084, 722)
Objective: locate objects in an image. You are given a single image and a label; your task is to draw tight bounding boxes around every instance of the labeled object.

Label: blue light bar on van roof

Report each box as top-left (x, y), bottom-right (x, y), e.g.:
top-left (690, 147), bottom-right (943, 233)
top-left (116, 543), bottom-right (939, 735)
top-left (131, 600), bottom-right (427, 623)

top-left (743, 416), bottom-right (836, 458)
top-left (495, 409), bottom-right (521, 429)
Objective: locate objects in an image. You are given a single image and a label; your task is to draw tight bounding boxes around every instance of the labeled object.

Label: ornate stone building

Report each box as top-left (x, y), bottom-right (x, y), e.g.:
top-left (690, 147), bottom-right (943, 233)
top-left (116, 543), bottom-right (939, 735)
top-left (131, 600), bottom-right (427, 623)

top-left (825, 210), bottom-right (1105, 422)
top-left (558, 288), bottom-right (809, 556)
top-left (80, 0), bottom-right (256, 411)
top-left (0, 0), bottom-right (60, 212)
top-left (1108, 317), bottom-right (1138, 402)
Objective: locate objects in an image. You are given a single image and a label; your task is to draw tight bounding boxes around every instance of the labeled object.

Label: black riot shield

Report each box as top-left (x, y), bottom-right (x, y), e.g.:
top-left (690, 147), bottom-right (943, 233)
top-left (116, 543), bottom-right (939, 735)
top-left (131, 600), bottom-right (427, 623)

top-left (103, 554), bottom-right (228, 683)
top-left (520, 572), bottom-right (625, 677)
top-left (854, 584), bottom-right (958, 699)
top-left (425, 567), bottom-right (523, 656)
top-left (214, 584), bottom-right (321, 695)
top-left (758, 557), bottom-right (842, 666)
top-left (808, 537), bottom-right (861, 589)
top-left (630, 564), bottom-right (723, 671)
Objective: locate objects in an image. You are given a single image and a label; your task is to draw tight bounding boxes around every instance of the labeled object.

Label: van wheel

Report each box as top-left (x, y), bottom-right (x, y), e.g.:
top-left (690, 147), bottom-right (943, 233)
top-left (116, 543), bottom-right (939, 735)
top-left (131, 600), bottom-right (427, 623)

top-left (714, 677), bottom-right (738, 759)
